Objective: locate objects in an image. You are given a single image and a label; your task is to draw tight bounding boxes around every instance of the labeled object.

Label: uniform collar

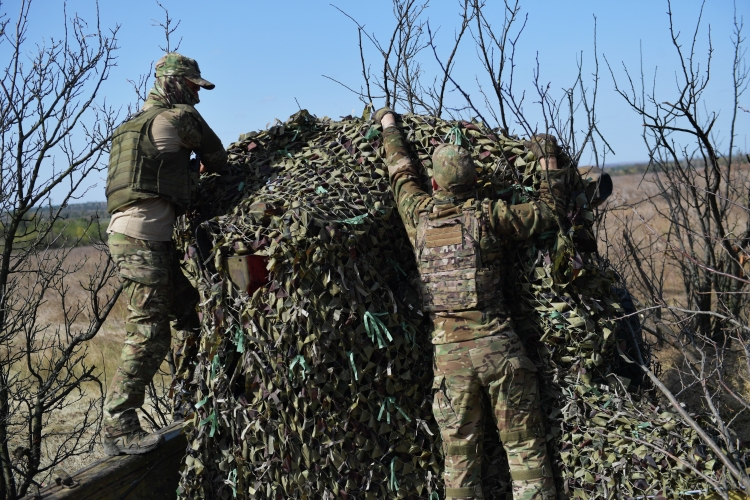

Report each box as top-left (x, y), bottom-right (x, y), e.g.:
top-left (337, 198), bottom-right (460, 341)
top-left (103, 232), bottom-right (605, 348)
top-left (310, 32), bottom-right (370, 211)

top-left (433, 189), bottom-right (475, 206)
top-left (141, 98), bottom-right (172, 111)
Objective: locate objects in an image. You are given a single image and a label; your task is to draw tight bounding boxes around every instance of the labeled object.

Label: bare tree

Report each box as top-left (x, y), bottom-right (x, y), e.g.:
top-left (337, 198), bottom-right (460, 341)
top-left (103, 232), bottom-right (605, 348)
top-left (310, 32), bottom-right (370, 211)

top-left (604, 0), bottom-right (750, 493)
top-left (331, 0), bottom-right (611, 171)
top-left (331, 0), bottom-right (491, 119)
top-left (0, 1), bottom-right (122, 497)
top-left (151, 0), bottom-right (182, 54)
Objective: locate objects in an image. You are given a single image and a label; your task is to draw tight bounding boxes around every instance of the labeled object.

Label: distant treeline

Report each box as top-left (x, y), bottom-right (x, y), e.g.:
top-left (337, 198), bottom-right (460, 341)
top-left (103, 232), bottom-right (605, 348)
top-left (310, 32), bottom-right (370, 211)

top-left (2, 202), bottom-right (110, 248)
top-left (56, 201), bottom-right (108, 219)
top-left (605, 154), bottom-right (749, 176)
top-left (606, 163), bottom-right (649, 176)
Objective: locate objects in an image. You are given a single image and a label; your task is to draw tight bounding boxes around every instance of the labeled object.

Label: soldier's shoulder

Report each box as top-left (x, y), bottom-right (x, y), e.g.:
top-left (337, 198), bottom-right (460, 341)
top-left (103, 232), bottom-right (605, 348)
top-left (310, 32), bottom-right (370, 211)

top-left (160, 105), bottom-right (203, 131)
top-left (167, 104), bottom-right (203, 119)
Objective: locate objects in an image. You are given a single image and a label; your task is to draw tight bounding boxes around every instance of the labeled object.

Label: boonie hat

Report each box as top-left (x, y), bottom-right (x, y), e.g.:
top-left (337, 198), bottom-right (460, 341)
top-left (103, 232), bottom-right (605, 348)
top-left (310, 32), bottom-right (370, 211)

top-left (155, 52), bottom-right (215, 89)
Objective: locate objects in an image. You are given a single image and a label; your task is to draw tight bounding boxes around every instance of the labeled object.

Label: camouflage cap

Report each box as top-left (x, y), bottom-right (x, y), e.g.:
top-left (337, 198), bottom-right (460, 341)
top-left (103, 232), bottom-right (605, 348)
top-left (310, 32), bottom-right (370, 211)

top-left (432, 144), bottom-right (476, 192)
top-left (155, 52), bottom-right (215, 90)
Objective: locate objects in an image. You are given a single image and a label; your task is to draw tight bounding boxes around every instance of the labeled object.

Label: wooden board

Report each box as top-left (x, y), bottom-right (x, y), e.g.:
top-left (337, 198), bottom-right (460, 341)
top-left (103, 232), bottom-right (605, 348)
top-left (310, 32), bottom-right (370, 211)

top-left (22, 421), bottom-right (186, 500)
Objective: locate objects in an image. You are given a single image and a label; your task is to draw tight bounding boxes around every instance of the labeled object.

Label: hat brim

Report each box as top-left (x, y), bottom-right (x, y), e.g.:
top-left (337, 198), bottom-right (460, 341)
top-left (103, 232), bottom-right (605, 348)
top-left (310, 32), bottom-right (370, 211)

top-left (186, 76), bottom-right (215, 90)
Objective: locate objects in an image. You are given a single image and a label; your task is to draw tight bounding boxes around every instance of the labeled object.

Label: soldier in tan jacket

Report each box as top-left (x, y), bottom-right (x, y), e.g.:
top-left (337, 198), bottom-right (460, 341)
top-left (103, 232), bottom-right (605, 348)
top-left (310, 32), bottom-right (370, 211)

top-left (103, 53), bottom-right (226, 455)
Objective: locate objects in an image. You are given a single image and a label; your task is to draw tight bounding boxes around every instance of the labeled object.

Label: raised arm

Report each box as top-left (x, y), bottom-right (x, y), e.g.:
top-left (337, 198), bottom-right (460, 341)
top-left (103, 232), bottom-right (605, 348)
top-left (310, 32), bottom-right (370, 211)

top-left (488, 197), bottom-right (557, 240)
top-left (169, 104), bottom-right (227, 173)
top-left (376, 108), bottom-right (431, 235)
top-left (489, 168), bottom-right (567, 240)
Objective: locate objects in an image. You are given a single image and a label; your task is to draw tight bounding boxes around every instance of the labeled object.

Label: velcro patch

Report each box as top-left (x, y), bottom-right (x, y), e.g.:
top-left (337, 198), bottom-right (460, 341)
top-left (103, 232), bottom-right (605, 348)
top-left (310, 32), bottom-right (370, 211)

top-left (425, 225), bottom-right (462, 248)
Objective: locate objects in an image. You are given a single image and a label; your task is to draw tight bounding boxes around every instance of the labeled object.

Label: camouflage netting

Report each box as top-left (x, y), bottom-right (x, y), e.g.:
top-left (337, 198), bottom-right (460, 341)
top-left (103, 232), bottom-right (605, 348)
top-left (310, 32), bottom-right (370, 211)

top-left (174, 110), bottom-right (736, 499)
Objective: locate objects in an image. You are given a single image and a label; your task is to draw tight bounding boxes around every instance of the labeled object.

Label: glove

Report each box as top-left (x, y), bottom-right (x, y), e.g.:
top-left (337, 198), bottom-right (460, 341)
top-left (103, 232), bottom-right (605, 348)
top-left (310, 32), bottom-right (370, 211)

top-left (538, 169), bottom-right (569, 218)
top-left (374, 107), bottom-right (396, 123)
top-left (524, 134), bottom-right (560, 160)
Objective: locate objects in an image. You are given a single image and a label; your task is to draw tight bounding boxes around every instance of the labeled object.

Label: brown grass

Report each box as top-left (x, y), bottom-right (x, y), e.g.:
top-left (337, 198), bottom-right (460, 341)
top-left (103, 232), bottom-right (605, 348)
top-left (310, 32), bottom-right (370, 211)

top-left (602, 164), bottom-right (750, 304)
top-left (600, 165), bottom-right (750, 440)
top-left (32, 246), bottom-right (128, 337)
top-left (4, 245), bottom-right (177, 487)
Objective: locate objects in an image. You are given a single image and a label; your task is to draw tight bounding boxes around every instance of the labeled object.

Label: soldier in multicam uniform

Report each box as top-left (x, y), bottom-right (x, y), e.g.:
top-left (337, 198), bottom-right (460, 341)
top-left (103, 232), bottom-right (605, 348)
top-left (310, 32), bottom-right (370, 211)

top-left (376, 108), bottom-right (563, 499)
top-left (103, 53), bottom-right (227, 455)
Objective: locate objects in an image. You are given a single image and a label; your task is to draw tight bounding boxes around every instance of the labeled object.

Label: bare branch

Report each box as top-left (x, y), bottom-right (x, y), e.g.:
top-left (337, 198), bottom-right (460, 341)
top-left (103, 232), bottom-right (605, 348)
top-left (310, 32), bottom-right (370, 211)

top-left (151, 1), bottom-right (182, 53)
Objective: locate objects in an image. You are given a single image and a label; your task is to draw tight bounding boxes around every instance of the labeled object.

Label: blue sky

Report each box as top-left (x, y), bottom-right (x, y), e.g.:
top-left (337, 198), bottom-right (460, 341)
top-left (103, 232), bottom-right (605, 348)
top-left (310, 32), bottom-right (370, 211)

top-left (4, 0), bottom-right (749, 203)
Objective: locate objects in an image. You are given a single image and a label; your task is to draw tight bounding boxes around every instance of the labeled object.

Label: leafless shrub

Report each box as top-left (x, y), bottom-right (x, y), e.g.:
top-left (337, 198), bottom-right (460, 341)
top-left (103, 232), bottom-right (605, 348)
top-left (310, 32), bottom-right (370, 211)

top-left (604, 0), bottom-right (750, 492)
top-left (0, 1), bottom-right (123, 497)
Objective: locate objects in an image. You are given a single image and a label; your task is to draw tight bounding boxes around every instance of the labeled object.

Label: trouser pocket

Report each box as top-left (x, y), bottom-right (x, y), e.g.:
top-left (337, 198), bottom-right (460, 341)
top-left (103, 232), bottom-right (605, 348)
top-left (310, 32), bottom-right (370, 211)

top-left (506, 356), bottom-right (540, 411)
top-left (432, 374), bottom-right (455, 427)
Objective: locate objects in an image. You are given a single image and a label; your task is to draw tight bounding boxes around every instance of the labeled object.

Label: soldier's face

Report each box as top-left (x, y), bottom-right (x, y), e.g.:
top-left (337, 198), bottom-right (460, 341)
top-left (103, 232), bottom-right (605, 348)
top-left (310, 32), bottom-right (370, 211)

top-left (185, 79), bottom-right (201, 96)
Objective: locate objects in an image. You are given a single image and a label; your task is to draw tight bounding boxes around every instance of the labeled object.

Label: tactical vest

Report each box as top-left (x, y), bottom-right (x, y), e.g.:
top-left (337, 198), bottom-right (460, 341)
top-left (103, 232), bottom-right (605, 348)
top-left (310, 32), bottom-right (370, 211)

top-left (105, 105), bottom-right (195, 214)
top-left (415, 199), bottom-right (504, 312)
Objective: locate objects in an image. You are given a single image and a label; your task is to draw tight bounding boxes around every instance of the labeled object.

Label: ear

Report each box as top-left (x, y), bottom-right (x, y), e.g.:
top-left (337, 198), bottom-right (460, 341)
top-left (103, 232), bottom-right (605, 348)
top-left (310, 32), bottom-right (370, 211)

top-left (431, 178), bottom-right (440, 191)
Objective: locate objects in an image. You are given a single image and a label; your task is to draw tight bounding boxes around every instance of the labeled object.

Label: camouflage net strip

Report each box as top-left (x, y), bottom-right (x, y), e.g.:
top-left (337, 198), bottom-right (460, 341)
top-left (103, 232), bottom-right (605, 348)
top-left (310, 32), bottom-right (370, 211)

top-left (174, 110), bottom-right (732, 499)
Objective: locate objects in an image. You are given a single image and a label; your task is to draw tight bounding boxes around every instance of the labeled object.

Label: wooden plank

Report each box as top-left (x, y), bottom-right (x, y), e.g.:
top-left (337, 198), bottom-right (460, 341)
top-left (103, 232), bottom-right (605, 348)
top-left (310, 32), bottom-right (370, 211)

top-left (22, 421), bottom-right (186, 500)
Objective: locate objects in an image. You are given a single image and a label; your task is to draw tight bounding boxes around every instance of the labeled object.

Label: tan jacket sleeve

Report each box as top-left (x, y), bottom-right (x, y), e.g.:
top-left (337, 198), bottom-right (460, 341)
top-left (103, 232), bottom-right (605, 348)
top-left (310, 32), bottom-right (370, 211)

top-left (168, 104), bottom-right (228, 172)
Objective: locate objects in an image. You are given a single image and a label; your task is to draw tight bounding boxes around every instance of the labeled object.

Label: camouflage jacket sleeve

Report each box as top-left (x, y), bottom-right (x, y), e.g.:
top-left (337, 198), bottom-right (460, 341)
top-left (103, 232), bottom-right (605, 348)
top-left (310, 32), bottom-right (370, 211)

top-left (166, 104), bottom-right (228, 171)
top-left (489, 165), bottom-right (568, 239)
top-left (381, 125), bottom-right (432, 233)
top-left (488, 197), bottom-right (557, 240)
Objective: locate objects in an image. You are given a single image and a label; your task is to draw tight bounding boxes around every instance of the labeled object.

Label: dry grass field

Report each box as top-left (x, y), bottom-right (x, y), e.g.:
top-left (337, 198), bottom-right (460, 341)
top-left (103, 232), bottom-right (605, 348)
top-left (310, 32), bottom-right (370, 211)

top-left (6, 246), bottom-right (174, 482)
top-left (599, 166), bottom-right (750, 440)
top-left (601, 163), bottom-right (750, 302)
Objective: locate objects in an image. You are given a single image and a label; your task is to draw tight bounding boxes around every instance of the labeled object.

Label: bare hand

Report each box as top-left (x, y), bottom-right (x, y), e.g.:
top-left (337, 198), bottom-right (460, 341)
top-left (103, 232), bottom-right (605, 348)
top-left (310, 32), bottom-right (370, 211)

top-left (381, 113), bottom-right (396, 129)
top-left (539, 157), bottom-right (558, 170)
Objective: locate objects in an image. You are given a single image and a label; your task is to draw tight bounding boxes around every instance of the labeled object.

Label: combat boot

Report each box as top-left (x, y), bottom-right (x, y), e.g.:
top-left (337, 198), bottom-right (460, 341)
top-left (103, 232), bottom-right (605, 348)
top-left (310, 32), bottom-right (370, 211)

top-left (102, 428), bottom-right (164, 456)
top-left (102, 409), bottom-right (164, 456)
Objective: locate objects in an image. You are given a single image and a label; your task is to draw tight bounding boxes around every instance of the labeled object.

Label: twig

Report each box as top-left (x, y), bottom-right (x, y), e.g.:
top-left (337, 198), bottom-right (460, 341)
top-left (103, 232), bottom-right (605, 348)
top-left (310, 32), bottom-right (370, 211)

top-left (639, 364), bottom-right (750, 492)
top-left (426, 22), bottom-right (492, 129)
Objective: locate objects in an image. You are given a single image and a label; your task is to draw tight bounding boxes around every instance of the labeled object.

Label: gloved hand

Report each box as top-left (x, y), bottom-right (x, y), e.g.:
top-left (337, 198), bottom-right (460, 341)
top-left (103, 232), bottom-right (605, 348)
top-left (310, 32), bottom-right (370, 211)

top-left (374, 107), bottom-right (396, 123)
top-left (524, 134), bottom-right (560, 161)
top-left (538, 169), bottom-right (569, 218)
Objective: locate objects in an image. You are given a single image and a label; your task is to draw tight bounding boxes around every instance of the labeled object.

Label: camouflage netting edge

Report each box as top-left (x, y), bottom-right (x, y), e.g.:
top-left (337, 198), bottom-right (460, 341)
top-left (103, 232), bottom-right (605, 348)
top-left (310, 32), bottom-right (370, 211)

top-left (173, 110), bottom-right (734, 499)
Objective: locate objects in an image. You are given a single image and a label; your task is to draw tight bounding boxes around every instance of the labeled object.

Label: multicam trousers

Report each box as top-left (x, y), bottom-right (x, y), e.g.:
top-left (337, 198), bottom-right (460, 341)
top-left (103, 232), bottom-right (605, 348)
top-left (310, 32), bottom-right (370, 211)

top-left (103, 232), bottom-right (200, 436)
top-left (432, 331), bottom-right (555, 500)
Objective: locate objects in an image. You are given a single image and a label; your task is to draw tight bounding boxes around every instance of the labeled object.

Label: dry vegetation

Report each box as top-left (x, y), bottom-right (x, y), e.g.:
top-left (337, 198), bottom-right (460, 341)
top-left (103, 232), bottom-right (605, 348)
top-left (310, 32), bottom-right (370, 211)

top-left (600, 166), bottom-right (750, 441)
top-left (30, 247), bottom-right (126, 339)
top-left (7, 246), bottom-right (174, 486)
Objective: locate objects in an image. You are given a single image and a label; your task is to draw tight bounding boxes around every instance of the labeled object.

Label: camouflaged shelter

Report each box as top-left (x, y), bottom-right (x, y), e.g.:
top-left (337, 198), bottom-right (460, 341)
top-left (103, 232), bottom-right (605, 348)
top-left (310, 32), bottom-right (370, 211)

top-left (173, 110), bottom-right (736, 499)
